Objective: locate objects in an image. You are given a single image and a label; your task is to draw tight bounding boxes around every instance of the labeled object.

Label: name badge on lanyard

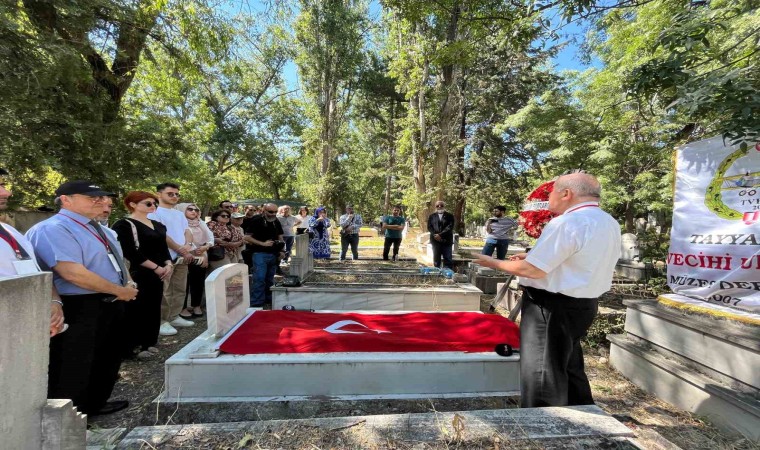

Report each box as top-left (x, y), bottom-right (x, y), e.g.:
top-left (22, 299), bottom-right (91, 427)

top-left (12, 259), bottom-right (40, 275)
top-left (108, 253), bottom-right (123, 274)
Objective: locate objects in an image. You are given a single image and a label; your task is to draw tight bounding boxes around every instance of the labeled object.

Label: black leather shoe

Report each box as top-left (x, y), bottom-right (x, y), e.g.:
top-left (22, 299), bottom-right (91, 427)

top-left (87, 400), bottom-right (129, 416)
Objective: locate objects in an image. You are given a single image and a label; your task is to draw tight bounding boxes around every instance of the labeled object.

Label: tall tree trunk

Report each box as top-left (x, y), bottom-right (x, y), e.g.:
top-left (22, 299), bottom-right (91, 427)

top-left (429, 2), bottom-right (460, 202)
top-left (624, 202), bottom-right (635, 233)
top-left (383, 100), bottom-right (396, 211)
top-left (413, 39), bottom-right (430, 230)
top-left (452, 74), bottom-right (469, 236)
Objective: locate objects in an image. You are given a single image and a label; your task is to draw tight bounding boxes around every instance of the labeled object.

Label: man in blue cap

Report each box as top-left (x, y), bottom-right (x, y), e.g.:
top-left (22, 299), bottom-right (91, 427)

top-left (27, 180), bottom-right (138, 416)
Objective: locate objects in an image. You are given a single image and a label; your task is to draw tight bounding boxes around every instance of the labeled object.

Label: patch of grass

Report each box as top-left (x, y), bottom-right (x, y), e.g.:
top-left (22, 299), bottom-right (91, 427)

top-left (329, 237), bottom-right (394, 246)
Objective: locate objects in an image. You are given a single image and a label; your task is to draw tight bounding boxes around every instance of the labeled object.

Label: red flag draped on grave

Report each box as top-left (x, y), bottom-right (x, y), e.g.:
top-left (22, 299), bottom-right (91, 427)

top-left (219, 311), bottom-right (520, 355)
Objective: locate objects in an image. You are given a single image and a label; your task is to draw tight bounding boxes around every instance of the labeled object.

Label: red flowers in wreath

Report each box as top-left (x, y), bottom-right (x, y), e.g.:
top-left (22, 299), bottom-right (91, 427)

top-left (519, 180), bottom-right (557, 239)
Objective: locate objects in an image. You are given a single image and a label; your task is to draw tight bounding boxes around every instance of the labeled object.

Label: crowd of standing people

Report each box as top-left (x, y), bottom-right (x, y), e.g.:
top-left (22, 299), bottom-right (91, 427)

top-left (1, 167), bottom-right (621, 417)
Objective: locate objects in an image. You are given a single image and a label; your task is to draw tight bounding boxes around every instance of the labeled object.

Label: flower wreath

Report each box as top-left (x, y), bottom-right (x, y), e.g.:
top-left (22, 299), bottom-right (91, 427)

top-left (519, 180), bottom-right (557, 239)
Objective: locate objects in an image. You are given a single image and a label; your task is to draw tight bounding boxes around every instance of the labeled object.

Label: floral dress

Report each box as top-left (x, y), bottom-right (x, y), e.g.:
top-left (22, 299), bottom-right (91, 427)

top-left (308, 216), bottom-right (332, 259)
top-left (207, 221), bottom-right (244, 261)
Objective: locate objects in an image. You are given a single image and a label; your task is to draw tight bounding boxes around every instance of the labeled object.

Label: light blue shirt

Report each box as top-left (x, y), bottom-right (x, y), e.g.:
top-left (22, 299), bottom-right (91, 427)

top-left (26, 209), bottom-right (124, 295)
top-left (338, 213), bottom-right (363, 235)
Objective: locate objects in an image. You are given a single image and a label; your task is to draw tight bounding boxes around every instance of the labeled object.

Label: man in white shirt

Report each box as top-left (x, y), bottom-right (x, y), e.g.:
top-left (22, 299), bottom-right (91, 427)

top-left (0, 168), bottom-right (65, 337)
top-left (476, 172), bottom-right (621, 408)
top-left (148, 182), bottom-right (194, 336)
top-left (276, 205), bottom-right (299, 264)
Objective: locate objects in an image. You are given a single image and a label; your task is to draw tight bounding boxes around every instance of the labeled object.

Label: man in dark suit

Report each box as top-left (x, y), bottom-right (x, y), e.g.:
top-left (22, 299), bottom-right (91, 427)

top-left (426, 200), bottom-right (455, 269)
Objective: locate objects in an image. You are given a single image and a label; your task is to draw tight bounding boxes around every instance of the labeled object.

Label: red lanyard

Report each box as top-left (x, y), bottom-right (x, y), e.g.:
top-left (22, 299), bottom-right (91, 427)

top-left (59, 213), bottom-right (111, 252)
top-left (0, 226), bottom-right (24, 260)
top-left (565, 203), bottom-right (600, 215)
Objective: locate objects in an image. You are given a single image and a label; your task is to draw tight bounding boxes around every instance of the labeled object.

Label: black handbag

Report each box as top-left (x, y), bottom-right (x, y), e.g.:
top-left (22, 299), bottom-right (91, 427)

top-left (207, 245), bottom-right (225, 261)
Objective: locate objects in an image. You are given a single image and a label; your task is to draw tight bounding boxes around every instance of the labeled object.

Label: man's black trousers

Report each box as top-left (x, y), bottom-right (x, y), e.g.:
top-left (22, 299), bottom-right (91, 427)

top-left (48, 294), bottom-right (124, 414)
top-left (340, 234), bottom-right (359, 260)
top-left (382, 237), bottom-right (402, 260)
top-left (430, 239), bottom-right (453, 269)
top-left (519, 286), bottom-right (598, 408)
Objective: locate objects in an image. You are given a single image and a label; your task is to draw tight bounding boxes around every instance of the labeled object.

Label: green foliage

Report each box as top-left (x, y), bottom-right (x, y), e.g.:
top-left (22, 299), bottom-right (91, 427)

top-left (583, 313), bottom-right (625, 348)
top-left (2, 0), bottom-right (756, 238)
top-left (625, 1), bottom-right (760, 142)
top-left (294, 0), bottom-right (368, 205)
top-left (637, 228), bottom-right (671, 262)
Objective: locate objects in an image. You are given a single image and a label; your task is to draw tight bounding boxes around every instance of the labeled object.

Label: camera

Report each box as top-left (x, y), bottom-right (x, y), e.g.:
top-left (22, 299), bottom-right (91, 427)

top-left (272, 240), bottom-right (286, 252)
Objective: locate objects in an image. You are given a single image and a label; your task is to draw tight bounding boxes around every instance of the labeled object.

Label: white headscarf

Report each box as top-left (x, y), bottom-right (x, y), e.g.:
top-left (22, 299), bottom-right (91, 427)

top-left (175, 203), bottom-right (214, 247)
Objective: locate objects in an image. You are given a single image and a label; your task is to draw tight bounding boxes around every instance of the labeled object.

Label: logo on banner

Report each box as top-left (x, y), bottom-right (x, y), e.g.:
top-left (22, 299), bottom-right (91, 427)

top-left (668, 137), bottom-right (760, 315)
top-left (705, 142), bottom-right (760, 225)
top-left (323, 320), bottom-right (391, 335)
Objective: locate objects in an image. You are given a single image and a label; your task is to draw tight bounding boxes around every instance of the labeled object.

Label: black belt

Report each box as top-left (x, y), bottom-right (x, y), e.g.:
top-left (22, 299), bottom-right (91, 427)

top-left (521, 286), bottom-right (597, 307)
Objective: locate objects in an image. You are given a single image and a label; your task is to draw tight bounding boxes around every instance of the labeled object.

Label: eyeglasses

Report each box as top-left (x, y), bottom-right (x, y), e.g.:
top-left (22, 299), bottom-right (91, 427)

top-left (265, 210), bottom-right (277, 214)
top-left (141, 201), bottom-right (158, 207)
top-left (73, 195), bottom-right (109, 204)
top-left (165, 192), bottom-right (180, 198)
top-left (186, 207), bottom-right (200, 212)
top-left (219, 214), bottom-right (230, 218)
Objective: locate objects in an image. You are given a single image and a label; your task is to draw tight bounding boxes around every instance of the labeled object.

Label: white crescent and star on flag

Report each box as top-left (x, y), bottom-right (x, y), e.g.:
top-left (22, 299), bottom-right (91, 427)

top-left (322, 320), bottom-right (391, 335)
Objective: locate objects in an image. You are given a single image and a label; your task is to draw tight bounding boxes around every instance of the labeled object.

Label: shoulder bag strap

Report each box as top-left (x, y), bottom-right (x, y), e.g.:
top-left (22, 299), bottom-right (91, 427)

top-left (125, 219), bottom-right (140, 250)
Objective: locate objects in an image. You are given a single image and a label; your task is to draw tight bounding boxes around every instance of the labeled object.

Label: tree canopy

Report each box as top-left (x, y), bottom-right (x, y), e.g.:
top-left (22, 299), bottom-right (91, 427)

top-left (1, 0), bottom-right (757, 233)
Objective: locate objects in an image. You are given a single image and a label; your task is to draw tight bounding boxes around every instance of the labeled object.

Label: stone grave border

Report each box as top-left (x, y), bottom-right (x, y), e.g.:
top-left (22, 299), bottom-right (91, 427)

top-left (609, 297), bottom-right (760, 439)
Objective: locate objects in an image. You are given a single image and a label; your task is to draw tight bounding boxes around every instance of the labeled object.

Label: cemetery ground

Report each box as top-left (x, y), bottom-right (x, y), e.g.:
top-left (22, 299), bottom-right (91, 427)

top-left (87, 251), bottom-right (756, 449)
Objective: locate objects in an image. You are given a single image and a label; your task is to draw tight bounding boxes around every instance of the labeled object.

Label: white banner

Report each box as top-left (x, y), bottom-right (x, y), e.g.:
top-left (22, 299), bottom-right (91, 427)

top-left (667, 136), bottom-right (760, 313)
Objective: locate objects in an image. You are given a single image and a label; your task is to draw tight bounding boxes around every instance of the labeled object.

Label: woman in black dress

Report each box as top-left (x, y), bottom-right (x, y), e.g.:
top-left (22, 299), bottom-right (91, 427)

top-left (113, 191), bottom-right (172, 360)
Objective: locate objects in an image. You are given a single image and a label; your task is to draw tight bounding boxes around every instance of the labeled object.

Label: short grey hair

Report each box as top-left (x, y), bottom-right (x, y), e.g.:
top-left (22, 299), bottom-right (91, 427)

top-left (54, 196), bottom-right (63, 207)
top-left (554, 173), bottom-right (602, 198)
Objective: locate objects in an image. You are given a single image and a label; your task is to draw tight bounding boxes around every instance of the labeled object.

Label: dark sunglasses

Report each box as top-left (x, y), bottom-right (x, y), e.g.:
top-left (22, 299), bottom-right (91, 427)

top-left (165, 192), bottom-right (180, 198)
top-left (142, 201), bottom-right (158, 207)
top-left (435, 204), bottom-right (444, 207)
top-left (186, 207), bottom-right (200, 212)
top-left (265, 210), bottom-right (277, 214)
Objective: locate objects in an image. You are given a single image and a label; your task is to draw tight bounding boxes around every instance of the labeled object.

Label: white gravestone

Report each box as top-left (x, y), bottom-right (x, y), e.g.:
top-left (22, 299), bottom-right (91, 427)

top-left (620, 233), bottom-right (640, 262)
top-left (289, 233), bottom-right (313, 280)
top-left (205, 263), bottom-right (251, 338)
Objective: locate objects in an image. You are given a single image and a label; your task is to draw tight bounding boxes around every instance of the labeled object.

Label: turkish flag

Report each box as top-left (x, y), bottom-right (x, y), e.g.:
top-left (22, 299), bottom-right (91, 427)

top-left (218, 310), bottom-right (520, 355)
